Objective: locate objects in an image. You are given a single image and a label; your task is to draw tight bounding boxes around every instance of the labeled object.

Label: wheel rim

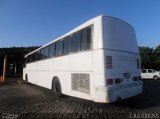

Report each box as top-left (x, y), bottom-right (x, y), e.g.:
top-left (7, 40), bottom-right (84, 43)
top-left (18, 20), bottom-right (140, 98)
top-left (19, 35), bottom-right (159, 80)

top-left (154, 76), bottom-right (158, 80)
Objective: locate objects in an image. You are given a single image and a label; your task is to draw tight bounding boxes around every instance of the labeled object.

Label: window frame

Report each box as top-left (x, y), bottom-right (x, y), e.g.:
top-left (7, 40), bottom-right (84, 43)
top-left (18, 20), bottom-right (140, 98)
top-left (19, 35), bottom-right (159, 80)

top-left (80, 26), bottom-right (92, 51)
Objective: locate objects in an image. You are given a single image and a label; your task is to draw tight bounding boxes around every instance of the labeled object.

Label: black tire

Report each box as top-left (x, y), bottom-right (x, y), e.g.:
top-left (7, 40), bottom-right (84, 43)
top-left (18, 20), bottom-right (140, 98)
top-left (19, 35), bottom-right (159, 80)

top-left (153, 76), bottom-right (158, 80)
top-left (52, 77), bottom-right (62, 97)
top-left (25, 74), bottom-right (28, 82)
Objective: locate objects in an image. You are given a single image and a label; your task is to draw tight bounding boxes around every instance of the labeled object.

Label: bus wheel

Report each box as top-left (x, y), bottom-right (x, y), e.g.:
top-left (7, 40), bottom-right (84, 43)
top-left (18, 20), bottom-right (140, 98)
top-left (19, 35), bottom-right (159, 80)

top-left (25, 74), bottom-right (28, 82)
top-left (153, 76), bottom-right (158, 80)
top-left (52, 77), bottom-right (62, 97)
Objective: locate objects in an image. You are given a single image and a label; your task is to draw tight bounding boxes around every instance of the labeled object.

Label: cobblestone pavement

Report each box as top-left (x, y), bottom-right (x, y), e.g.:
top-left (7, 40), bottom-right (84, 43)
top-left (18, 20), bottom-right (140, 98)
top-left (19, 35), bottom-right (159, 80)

top-left (0, 80), bottom-right (160, 119)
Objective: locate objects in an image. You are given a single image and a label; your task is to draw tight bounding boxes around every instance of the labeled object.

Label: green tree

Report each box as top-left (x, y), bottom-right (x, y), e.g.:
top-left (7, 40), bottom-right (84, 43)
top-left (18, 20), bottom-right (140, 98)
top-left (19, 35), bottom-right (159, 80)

top-left (139, 45), bottom-right (160, 70)
top-left (153, 45), bottom-right (160, 70)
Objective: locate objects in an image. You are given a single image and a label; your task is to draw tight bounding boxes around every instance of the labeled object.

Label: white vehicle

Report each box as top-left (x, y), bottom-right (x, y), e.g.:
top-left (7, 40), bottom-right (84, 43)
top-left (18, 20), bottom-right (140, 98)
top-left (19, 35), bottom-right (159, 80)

top-left (23, 15), bottom-right (143, 103)
top-left (141, 69), bottom-right (160, 80)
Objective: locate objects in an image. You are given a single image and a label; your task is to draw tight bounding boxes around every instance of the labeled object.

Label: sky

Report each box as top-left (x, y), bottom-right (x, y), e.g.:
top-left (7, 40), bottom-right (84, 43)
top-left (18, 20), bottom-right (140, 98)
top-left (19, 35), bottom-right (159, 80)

top-left (0, 0), bottom-right (160, 48)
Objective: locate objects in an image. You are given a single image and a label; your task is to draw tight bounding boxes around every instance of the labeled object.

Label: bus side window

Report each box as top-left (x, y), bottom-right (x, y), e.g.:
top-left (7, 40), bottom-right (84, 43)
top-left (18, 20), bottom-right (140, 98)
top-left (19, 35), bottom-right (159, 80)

top-left (28, 55), bottom-right (32, 63)
top-left (49, 43), bottom-right (55, 58)
top-left (63, 37), bottom-right (70, 55)
top-left (27, 56), bottom-right (29, 63)
top-left (86, 27), bottom-right (92, 49)
top-left (55, 40), bottom-right (63, 57)
top-left (40, 48), bottom-right (45, 60)
top-left (32, 53), bottom-right (37, 62)
top-left (71, 32), bottom-right (81, 53)
top-left (44, 46), bottom-right (49, 59)
top-left (37, 50), bottom-right (41, 61)
top-left (26, 57), bottom-right (28, 63)
top-left (81, 27), bottom-right (91, 50)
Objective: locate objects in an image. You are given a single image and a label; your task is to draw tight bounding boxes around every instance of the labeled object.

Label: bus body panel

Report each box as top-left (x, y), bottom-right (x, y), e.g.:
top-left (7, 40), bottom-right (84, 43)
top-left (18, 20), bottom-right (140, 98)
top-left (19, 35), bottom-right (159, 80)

top-left (70, 51), bottom-right (93, 72)
top-left (24, 51), bottom-right (94, 100)
top-left (102, 16), bottom-right (138, 53)
top-left (90, 16), bottom-right (143, 102)
top-left (90, 16), bottom-right (142, 103)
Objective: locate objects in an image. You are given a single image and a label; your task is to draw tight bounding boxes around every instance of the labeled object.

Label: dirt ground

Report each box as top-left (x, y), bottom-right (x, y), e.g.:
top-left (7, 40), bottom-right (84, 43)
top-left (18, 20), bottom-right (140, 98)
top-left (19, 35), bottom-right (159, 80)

top-left (0, 80), bottom-right (160, 119)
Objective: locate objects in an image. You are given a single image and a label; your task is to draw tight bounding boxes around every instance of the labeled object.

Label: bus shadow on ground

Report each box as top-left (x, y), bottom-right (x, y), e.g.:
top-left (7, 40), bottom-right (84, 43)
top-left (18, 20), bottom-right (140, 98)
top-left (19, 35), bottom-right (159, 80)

top-left (113, 80), bottom-right (160, 110)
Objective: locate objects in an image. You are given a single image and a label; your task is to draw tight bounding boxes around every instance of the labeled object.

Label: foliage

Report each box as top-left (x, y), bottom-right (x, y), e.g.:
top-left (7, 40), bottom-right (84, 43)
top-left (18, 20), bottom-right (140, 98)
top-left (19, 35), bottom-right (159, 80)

top-left (139, 45), bottom-right (160, 70)
top-left (0, 46), bottom-right (40, 55)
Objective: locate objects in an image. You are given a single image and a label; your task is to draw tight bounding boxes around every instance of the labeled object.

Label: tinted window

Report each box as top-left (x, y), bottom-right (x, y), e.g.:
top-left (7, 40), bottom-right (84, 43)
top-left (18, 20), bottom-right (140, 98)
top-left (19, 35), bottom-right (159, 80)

top-left (37, 50), bottom-right (41, 61)
top-left (40, 48), bottom-right (45, 60)
top-left (44, 46), bottom-right (49, 59)
top-left (81, 27), bottom-right (92, 50)
top-left (71, 32), bottom-right (81, 52)
top-left (49, 43), bottom-right (55, 58)
top-left (148, 70), bottom-right (152, 73)
top-left (63, 37), bottom-right (70, 55)
top-left (55, 40), bottom-right (63, 56)
top-left (142, 70), bottom-right (146, 73)
top-left (26, 56), bottom-right (29, 63)
top-left (26, 57), bottom-right (28, 63)
top-left (28, 55), bottom-right (32, 63)
top-left (32, 53), bottom-right (37, 62)
top-left (25, 58), bottom-right (27, 64)
top-left (86, 28), bottom-right (92, 49)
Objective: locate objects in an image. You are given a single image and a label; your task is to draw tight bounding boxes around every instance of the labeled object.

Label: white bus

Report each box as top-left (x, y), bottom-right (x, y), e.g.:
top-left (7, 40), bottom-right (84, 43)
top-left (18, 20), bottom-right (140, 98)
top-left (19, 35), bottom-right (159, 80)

top-left (23, 15), bottom-right (143, 103)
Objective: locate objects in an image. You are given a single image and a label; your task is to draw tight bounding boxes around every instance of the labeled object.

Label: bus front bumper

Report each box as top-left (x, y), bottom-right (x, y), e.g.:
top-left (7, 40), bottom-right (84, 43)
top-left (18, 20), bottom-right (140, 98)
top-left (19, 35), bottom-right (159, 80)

top-left (94, 81), bottom-right (143, 103)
